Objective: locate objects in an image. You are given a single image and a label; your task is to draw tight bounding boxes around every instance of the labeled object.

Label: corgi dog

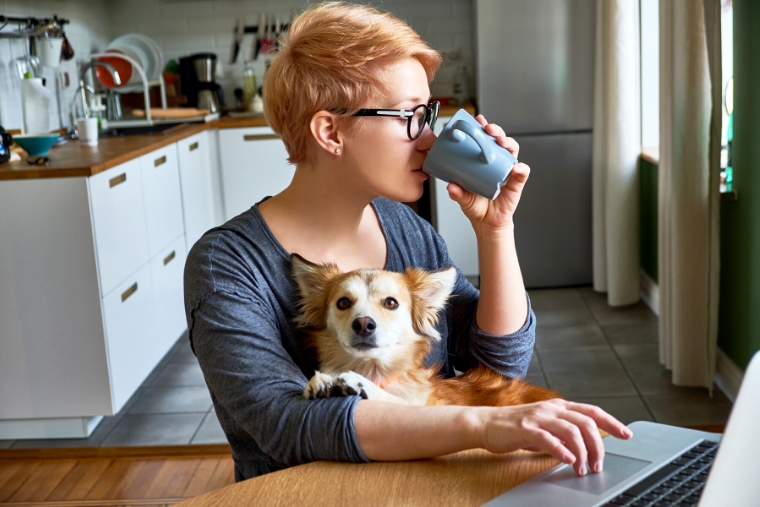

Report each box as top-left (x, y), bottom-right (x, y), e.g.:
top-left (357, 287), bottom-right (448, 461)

top-left (291, 254), bottom-right (559, 406)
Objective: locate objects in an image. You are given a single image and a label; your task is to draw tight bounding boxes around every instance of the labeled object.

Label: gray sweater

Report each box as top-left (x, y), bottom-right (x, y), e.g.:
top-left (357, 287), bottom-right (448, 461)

top-left (183, 197), bottom-right (536, 481)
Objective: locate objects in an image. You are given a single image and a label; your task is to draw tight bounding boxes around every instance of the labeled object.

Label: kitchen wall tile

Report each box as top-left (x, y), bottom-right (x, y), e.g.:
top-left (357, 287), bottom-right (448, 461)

top-left (161, 0), bottom-right (214, 18)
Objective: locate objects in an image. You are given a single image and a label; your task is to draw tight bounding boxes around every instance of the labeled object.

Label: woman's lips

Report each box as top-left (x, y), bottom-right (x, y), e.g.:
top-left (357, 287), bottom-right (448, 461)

top-left (413, 168), bottom-right (429, 179)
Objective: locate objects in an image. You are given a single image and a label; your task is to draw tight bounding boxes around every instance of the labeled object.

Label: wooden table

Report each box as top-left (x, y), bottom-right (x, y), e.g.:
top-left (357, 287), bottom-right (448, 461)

top-left (175, 449), bottom-right (560, 507)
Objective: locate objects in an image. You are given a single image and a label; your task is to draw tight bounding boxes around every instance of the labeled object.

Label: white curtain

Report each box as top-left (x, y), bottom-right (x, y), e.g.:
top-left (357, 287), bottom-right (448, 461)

top-left (592, 0), bottom-right (642, 306)
top-left (658, 0), bottom-right (721, 389)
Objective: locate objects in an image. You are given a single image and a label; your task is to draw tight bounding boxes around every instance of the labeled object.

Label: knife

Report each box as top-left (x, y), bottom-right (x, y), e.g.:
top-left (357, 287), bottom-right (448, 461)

top-left (253, 13), bottom-right (265, 60)
top-left (231, 18), bottom-right (244, 64)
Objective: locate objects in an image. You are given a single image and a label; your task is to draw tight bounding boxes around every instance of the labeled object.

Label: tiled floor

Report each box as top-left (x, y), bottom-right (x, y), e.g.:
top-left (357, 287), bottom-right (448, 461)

top-left (0, 286), bottom-right (733, 449)
top-left (526, 287), bottom-right (733, 427)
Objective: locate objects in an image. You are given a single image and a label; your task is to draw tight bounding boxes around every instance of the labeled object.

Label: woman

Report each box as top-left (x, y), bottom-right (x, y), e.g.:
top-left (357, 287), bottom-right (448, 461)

top-left (184, 2), bottom-right (631, 482)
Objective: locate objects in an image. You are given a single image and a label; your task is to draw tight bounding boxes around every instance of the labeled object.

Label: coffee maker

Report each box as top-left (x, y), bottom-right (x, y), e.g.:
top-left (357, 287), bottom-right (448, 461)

top-left (179, 53), bottom-right (223, 113)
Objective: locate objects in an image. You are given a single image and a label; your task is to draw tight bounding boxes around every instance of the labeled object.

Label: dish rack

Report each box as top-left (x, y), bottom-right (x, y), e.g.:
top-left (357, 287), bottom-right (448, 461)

top-left (89, 52), bottom-right (167, 127)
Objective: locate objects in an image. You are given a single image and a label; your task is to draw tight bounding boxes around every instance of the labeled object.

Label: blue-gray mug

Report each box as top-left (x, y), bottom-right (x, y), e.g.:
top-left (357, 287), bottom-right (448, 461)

top-left (423, 108), bottom-right (517, 200)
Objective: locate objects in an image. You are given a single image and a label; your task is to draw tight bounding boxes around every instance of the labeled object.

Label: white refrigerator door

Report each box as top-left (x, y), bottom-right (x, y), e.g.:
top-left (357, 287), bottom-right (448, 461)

top-left (475, 0), bottom-right (595, 134)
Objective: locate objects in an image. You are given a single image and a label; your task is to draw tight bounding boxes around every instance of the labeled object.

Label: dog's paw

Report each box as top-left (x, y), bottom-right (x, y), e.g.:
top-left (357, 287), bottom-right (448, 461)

top-left (304, 371), bottom-right (338, 400)
top-left (334, 371), bottom-right (370, 400)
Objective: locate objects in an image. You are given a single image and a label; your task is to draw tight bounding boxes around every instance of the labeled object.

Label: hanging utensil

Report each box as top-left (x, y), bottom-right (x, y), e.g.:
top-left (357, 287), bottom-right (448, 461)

top-left (231, 17), bottom-right (244, 64)
top-left (252, 13), bottom-right (265, 60)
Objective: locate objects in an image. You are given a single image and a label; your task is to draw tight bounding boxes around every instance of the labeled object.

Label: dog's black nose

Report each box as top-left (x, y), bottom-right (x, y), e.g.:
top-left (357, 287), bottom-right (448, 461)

top-left (352, 317), bottom-right (376, 337)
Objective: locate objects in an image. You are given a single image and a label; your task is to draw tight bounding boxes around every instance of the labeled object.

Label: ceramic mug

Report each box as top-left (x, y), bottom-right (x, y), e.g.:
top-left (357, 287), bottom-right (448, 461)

top-left (77, 117), bottom-right (99, 147)
top-left (423, 108), bottom-right (517, 200)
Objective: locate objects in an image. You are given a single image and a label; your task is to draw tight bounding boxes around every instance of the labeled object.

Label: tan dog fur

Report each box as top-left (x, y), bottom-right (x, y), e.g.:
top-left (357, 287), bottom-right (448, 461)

top-left (292, 254), bottom-right (559, 406)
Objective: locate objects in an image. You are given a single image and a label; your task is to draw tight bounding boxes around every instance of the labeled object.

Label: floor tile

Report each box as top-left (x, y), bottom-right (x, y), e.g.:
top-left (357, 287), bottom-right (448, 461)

top-left (579, 288), bottom-right (658, 326)
top-left (573, 396), bottom-right (654, 425)
top-left (128, 386), bottom-right (213, 415)
top-left (537, 346), bottom-right (622, 373)
top-left (528, 288), bottom-right (588, 312)
top-left (0, 440), bottom-right (15, 449)
top-left (535, 323), bottom-right (609, 351)
top-left (171, 341), bottom-right (199, 364)
top-left (613, 344), bottom-right (661, 370)
top-left (627, 366), bottom-right (709, 396)
top-left (535, 307), bottom-right (598, 329)
top-left (643, 391), bottom-right (733, 427)
top-left (601, 322), bottom-right (659, 346)
top-left (191, 411), bottom-right (227, 445)
top-left (545, 369), bottom-right (638, 399)
top-left (527, 351), bottom-right (542, 376)
top-left (101, 413), bottom-right (206, 446)
top-left (150, 362), bottom-right (207, 387)
top-left (524, 372), bottom-right (548, 389)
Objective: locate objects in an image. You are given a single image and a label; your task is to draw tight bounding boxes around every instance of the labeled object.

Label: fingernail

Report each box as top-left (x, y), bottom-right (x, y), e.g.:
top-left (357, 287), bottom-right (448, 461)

top-left (563, 453), bottom-right (575, 464)
top-left (578, 464), bottom-right (586, 476)
top-left (593, 461), bottom-right (602, 473)
top-left (625, 428), bottom-right (633, 438)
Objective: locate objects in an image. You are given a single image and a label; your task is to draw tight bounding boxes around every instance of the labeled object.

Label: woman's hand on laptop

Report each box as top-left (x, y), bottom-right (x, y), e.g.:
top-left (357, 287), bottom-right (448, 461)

top-left (477, 399), bottom-right (633, 476)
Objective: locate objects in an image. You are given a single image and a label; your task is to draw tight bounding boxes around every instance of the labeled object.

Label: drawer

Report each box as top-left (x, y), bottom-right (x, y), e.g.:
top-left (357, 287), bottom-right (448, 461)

top-left (88, 159), bottom-right (150, 297)
top-left (101, 263), bottom-right (157, 412)
top-left (150, 234), bottom-right (188, 358)
top-left (140, 145), bottom-right (185, 258)
top-left (177, 132), bottom-right (217, 251)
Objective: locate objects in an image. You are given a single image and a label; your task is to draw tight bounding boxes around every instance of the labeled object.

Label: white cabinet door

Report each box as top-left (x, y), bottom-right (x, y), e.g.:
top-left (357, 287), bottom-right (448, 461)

top-left (432, 117), bottom-right (480, 277)
top-left (101, 263), bottom-right (156, 413)
top-left (177, 131), bottom-right (218, 252)
top-left (88, 159), bottom-right (151, 297)
top-left (218, 127), bottom-right (295, 221)
top-left (140, 144), bottom-right (185, 258)
top-left (150, 234), bottom-right (188, 357)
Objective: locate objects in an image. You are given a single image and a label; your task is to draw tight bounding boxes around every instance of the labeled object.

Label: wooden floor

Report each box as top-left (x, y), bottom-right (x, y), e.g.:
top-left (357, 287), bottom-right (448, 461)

top-left (0, 445), bottom-right (234, 507)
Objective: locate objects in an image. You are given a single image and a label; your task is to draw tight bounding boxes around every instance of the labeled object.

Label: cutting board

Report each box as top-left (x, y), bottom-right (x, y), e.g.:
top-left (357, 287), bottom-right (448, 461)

top-left (132, 108), bottom-right (210, 119)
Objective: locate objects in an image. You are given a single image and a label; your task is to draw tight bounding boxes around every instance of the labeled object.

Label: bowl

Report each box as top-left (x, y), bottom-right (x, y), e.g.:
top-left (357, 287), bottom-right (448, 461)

top-left (13, 134), bottom-right (61, 157)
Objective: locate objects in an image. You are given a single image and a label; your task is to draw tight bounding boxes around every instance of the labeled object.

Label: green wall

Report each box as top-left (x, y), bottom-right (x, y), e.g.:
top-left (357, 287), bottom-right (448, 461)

top-left (717, 0), bottom-right (760, 371)
top-left (640, 158), bottom-right (658, 282)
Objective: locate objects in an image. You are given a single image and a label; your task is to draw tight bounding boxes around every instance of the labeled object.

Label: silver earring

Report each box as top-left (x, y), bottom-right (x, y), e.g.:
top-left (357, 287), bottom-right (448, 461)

top-left (335, 148), bottom-right (340, 154)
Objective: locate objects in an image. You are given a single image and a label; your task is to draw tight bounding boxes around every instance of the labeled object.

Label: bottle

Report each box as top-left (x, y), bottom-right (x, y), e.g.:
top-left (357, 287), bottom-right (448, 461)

top-left (452, 65), bottom-right (468, 106)
top-left (242, 62), bottom-right (257, 111)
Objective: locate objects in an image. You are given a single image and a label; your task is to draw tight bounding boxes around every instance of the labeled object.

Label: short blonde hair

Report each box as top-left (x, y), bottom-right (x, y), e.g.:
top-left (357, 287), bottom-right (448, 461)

top-left (264, 2), bottom-right (441, 164)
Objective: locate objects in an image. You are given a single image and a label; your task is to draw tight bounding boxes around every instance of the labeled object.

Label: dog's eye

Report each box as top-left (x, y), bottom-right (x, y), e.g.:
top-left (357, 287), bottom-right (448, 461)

top-left (336, 297), bottom-right (352, 310)
top-left (382, 297), bottom-right (399, 310)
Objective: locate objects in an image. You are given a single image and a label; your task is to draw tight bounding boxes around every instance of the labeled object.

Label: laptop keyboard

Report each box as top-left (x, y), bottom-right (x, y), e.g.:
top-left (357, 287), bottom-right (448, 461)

top-left (603, 440), bottom-right (719, 507)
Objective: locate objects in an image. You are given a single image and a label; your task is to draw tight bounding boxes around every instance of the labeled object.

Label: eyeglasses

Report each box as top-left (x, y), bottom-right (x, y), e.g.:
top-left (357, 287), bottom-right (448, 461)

top-left (353, 101), bottom-right (440, 140)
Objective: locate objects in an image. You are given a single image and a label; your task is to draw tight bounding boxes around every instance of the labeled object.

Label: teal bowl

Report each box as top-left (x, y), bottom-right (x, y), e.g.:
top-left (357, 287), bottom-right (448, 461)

top-left (13, 134), bottom-right (61, 157)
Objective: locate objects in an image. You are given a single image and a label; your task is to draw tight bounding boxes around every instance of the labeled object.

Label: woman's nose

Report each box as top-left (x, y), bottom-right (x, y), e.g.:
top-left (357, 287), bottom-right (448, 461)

top-left (416, 124), bottom-right (437, 150)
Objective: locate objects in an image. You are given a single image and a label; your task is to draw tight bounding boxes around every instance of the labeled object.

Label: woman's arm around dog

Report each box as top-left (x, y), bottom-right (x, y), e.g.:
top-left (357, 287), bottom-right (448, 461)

top-left (354, 398), bottom-right (632, 476)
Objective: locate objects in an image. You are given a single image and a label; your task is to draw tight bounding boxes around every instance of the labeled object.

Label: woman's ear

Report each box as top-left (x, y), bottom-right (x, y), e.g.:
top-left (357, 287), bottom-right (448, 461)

top-left (310, 111), bottom-right (343, 155)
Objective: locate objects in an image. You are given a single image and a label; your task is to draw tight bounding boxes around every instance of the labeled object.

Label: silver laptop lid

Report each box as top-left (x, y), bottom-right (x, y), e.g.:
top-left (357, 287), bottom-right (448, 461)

top-left (699, 351), bottom-right (760, 507)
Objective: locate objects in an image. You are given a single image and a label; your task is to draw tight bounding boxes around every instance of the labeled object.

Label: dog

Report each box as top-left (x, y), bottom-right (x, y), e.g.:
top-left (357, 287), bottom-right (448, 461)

top-left (291, 254), bottom-right (559, 406)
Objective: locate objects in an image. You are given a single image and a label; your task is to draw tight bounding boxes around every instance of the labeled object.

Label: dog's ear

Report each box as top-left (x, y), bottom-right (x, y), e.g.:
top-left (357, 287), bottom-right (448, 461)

top-left (291, 254), bottom-right (342, 299)
top-left (291, 254), bottom-right (343, 328)
top-left (404, 266), bottom-right (457, 340)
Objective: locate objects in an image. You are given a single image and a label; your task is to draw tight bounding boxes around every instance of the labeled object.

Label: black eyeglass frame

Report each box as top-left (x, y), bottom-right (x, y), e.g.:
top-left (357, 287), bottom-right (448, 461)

top-left (353, 101), bottom-right (440, 140)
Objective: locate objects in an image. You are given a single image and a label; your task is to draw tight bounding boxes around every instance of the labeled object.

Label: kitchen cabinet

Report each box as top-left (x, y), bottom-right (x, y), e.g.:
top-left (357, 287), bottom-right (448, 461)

top-left (0, 145), bottom-right (190, 439)
top-left (217, 127), bottom-right (295, 221)
top-left (431, 116), bottom-right (480, 278)
top-left (177, 131), bottom-right (219, 252)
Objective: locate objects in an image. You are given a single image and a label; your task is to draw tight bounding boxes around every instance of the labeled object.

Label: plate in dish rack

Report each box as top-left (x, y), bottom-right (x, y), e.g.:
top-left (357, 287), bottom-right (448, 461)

top-left (107, 33), bottom-right (164, 82)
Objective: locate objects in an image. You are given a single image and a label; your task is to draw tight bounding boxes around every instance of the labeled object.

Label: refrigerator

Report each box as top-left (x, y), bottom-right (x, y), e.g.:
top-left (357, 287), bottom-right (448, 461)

top-left (475, 0), bottom-right (595, 288)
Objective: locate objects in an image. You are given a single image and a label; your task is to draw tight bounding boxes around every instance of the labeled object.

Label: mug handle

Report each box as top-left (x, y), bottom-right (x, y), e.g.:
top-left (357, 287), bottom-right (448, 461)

top-left (450, 119), bottom-right (495, 164)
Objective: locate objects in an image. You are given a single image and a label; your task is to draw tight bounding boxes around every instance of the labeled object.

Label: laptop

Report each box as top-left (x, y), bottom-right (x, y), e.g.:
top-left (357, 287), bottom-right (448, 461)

top-left (484, 351), bottom-right (760, 507)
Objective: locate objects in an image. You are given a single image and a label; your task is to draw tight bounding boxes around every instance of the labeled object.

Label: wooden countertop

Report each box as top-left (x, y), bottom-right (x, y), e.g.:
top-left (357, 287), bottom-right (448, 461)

top-left (0, 104), bottom-right (474, 181)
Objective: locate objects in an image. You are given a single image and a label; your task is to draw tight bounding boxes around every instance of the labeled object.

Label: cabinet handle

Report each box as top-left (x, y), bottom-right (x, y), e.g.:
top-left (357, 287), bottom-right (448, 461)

top-left (163, 250), bottom-right (176, 265)
top-left (243, 134), bottom-right (280, 141)
top-left (121, 282), bottom-right (138, 302)
top-left (189, 142), bottom-right (199, 151)
top-left (109, 173), bottom-right (127, 188)
top-left (154, 155), bottom-right (167, 167)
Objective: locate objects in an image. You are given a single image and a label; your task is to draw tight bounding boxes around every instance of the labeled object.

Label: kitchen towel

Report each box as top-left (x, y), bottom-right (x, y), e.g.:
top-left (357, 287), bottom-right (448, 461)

top-left (20, 77), bottom-right (51, 134)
